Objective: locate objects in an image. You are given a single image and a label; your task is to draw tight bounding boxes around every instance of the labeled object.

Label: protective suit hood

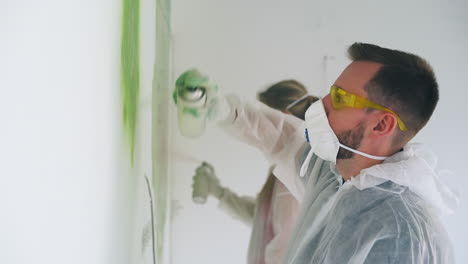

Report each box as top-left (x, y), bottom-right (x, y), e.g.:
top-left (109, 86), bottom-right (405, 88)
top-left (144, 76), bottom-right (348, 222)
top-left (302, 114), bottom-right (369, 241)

top-left (348, 142), bottom-right (459, 215)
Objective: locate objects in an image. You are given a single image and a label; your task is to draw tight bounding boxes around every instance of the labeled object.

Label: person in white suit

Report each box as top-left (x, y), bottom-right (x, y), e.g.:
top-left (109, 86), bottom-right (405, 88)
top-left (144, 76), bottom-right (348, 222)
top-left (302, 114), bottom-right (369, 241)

top-left (176, 42), bottom-right (458, 263)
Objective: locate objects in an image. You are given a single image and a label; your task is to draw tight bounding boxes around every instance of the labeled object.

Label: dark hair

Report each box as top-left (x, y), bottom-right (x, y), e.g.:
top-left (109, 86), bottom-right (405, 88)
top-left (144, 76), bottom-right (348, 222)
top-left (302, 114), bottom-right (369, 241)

top-left (257, 80), bottom-right (313, 120)
top-left (348, 42), bottom-right (439, 145)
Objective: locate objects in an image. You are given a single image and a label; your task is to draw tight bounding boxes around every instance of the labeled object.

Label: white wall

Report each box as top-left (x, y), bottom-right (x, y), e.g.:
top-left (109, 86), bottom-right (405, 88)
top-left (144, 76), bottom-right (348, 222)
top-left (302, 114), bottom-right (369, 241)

top-left (1, 1), bottom-right (161, 263)
top-left (170, 0), bottom-right (468, 263)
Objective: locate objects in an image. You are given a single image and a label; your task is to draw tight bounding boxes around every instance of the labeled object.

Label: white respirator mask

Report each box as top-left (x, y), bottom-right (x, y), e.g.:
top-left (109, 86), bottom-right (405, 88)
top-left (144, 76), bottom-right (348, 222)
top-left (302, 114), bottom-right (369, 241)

top-left (299, 99), bottom-right (387, 177)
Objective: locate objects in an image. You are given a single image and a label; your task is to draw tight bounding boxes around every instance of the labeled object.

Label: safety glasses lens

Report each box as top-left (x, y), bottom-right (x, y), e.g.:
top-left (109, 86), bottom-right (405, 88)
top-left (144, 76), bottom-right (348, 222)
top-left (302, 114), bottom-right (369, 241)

top-left (330, 86), bottom-right (346, 109)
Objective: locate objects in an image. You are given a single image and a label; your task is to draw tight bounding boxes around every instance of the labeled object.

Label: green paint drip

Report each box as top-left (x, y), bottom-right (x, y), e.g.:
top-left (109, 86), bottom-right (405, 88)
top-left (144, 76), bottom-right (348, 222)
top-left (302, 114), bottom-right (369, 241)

top-left (183, 107), bottom-right (200, 117)
top-left (121, 0), bottom-right (140, 166)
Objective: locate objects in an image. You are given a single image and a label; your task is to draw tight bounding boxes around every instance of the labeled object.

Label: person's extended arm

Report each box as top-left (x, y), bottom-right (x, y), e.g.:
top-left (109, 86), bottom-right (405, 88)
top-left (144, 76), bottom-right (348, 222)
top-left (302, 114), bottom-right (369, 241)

top-left (217, 95), bottom-right (307, 200)
top-left (173, 68), bottom-right (304, 163)
top-left (218, 94), bottom-right (303, 163)
top-left (218, 188), bottom-right (256, 226)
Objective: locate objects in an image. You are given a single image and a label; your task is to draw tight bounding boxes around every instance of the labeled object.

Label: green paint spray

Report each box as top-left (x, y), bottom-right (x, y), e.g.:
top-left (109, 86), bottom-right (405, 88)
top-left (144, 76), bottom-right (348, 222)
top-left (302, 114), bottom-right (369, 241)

top-left (121, 0), bottom-right (140, 166)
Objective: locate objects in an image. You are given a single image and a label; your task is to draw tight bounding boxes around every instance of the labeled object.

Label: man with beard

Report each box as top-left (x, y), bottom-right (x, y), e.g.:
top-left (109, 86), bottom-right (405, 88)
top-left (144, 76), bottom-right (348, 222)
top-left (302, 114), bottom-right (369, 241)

top-left (173, 42), bottom-right (457, 263)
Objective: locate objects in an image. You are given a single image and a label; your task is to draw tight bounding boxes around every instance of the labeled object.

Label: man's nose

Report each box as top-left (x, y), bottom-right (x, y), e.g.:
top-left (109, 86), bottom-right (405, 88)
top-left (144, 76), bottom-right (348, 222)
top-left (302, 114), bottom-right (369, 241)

top-left (322, 94), bottom-right (332, 115)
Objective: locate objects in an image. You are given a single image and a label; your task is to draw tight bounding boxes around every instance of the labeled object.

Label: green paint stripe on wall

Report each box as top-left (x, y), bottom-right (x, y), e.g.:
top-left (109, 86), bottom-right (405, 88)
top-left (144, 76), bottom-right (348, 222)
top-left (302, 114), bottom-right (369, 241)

top-left (121, 0), bottom-right (140, 165)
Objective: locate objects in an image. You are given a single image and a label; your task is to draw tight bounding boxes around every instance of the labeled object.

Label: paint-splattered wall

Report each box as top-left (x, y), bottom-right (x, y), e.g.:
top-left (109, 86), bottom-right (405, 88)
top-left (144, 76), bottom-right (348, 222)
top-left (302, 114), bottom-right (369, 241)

top-left (120, 0), bottom-right (171, 263)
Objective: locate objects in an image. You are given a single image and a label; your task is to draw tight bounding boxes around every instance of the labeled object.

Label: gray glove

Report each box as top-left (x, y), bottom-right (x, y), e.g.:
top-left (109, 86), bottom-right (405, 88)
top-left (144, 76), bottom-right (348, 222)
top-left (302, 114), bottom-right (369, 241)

top-left (192, 162), bottom-right (224, 204)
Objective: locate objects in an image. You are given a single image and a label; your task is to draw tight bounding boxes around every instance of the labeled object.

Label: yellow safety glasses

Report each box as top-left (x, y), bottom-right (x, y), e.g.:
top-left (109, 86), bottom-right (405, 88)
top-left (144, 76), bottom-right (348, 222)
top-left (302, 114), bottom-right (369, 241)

top-left (330, 85), bottom-right (407, 131)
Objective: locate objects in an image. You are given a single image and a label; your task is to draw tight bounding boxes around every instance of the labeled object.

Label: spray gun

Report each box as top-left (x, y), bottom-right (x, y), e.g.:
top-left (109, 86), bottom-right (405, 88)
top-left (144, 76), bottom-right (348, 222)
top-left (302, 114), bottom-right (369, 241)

top-left (191, 162), bottom-right (215, 204)
top-left (175, 69), bottom-right (211, 138)
top-left (176, 85), bottom-right (208, 138)
top-left (171, 151), bottom-right (209, 204)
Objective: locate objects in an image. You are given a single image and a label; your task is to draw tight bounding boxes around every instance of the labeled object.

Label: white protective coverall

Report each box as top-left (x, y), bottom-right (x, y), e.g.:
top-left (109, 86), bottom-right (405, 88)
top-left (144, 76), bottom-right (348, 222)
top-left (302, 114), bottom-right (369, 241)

top-left (218, 170), bottom-right (299, 264)
top-left (217, 94), bottom-right (458, 264)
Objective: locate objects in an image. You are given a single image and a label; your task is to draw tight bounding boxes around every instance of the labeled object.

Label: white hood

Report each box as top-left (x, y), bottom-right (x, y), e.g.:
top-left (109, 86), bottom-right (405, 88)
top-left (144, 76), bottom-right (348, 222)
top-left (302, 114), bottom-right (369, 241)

top-left (349, 142), bottom-right (459, 215)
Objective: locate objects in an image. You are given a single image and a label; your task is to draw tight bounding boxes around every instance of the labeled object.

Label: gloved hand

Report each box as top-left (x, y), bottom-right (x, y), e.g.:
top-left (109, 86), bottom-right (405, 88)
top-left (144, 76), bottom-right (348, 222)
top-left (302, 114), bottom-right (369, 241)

top-left (173, 68), bottom-right (220, 120)
top-left (192, 162), bottom-right (225, 202)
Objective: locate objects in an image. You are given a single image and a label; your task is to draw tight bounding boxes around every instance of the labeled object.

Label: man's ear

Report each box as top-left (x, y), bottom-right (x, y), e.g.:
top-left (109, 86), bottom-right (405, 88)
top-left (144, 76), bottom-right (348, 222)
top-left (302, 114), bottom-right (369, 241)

top-left (372, 112), bottom-right (398, 136)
